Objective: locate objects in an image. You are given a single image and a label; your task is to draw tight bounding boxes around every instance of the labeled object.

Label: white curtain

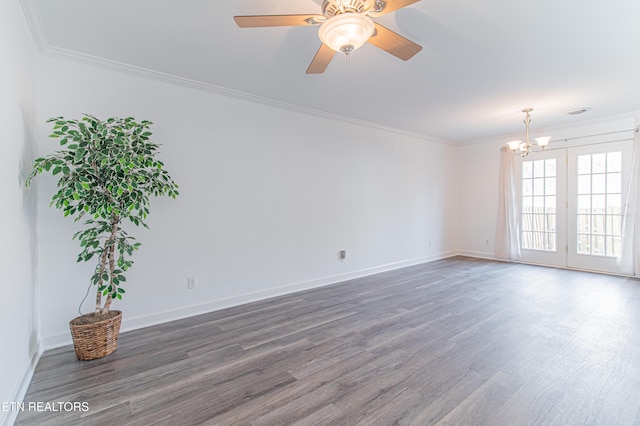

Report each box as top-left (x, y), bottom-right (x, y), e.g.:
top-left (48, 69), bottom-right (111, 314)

top-left (495, 146), bottom-right (521, 260)
top-left (617, 127), bottom-right (640, 275)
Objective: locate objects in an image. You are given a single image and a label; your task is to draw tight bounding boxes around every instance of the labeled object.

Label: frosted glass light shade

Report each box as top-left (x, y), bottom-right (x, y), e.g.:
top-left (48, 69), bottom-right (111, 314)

top-left (507, 140), bottom-right (522, 151)
top-left (535, 136), bottom-right (551, 148)
top-left (319, 13), bottom-right (374, 53)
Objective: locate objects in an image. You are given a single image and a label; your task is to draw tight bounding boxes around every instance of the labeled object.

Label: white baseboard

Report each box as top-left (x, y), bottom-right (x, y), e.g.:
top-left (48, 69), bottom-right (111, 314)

top-left (41, 251), bottom-right (458, 350)
top-left (2, 342), bottom-right (42, 426)
top-left (457, 250), bottom-right (500, 261)
top-left (120, 252), bottom-right (459, 336)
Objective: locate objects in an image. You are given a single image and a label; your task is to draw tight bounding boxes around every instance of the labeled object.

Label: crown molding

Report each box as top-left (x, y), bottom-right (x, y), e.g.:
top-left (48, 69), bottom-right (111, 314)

top-left (19, 0), bottom-right (452, 145)
top-left (34, 41), bottom-right (453, 147)
top-left (18, 0), bottom-right (47, 53)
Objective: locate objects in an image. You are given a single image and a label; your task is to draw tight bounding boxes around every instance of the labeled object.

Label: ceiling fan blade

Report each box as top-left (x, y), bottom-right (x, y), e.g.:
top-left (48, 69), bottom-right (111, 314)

top-left (306, 44), bottom-right (336, 74)
top-left (234, 14), bottom-right (324, 28)
top-left (368, 23), bottom-right (422, 61)
top-left (367, 0), bottom-right (420, 17)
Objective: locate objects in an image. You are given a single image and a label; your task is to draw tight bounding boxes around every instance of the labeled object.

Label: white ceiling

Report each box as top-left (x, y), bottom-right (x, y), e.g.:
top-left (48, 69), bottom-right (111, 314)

top-left (23, 0), bottom-right (640, 144)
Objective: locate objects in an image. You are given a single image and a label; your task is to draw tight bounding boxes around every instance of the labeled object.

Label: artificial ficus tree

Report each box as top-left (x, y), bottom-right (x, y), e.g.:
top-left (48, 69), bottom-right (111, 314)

top-left (27, 115), bottom-right (179, 315)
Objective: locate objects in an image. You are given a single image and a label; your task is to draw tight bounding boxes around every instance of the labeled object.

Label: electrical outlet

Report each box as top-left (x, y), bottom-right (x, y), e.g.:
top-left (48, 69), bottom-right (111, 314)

top-left (187, 277), bottom-right (197, 289)
top-left (339, 250), bottom-right (346, 262)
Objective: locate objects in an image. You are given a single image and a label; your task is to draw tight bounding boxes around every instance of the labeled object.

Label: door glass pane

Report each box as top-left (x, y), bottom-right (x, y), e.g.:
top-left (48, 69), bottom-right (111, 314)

top-left (545, 160), bottom-right (556, 177)
top-left (606, 215), bottom-right (621, 235)
top-left (578, 155), bottom-right (591, 174)
top-left (577, 195), bottom-right (591, 213)
top-left (577, 234), bottom-right (590, 254)
top-left (577, 215), bottom-right (590, 233)
top-left (607, 237), bottom-right (621, 256)
top-left (533, 179), bottom-right (544, 195)
top-left (546, 214), bottom-right (556, 232)
top-left (534, 160), bottom-right (545, 177)
top-left (592, 215), bottom-right (605, 234)
top-left (521, 158), bottom-right (557, 252)
top-left (577, 175), bottom-right (590, 194)
top-left (573, 151), bottom-right (623, 257)
top-left (545, 196), bottom-right (556, 213)
top-left (592, 175), bottom-right (606, 194)
top-left (592, 235), bottom-right (605, 255)
top-left (545, 177), bottom-right (557, 195)
top-left (592, 195), bottom-right (606, 213)
top-left (607, 152), bottom-right (622, 172)
top-left (607, 173), bottom-right (621, 193)
top-left (592, 153), bottom-right (606, 173)
top-left (608, 194), bottom-right (621, 214)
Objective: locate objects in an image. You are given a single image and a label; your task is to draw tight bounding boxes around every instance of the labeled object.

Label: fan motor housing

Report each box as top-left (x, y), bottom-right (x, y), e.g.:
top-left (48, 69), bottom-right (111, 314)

top-left (322, 0), bottom-right (381, 18)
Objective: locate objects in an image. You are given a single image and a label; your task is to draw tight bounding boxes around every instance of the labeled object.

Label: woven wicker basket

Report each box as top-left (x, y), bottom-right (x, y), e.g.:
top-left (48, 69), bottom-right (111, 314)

top-left (69, 310), bottom-right (122, 360)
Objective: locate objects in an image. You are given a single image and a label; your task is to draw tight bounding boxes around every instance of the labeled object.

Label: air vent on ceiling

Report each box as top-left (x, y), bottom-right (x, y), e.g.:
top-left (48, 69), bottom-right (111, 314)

top-left (566, 107), bottom-right (592, 115)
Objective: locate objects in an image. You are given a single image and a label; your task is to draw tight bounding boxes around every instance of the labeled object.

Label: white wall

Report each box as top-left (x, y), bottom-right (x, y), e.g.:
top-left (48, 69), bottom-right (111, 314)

top-left (0, 1), bottom-right (40, 425)
top-left (36, 56), bottom-right (459, 347)
top-left (458, 113), bottom-right (639, 259)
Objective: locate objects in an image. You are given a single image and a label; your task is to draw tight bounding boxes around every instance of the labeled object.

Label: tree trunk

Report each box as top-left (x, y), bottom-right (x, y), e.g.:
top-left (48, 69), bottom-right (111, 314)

top-left (101, 218), bottom-right (119, 314)
top-left (95, 217), bottom-right (120, 314)
top-left (94, 246), bottom-right (109, 313)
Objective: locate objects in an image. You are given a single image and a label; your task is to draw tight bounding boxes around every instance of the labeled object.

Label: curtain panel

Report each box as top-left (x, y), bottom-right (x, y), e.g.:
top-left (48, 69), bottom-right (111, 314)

top-left (617, 127), bottom-right (640, 275)
top-left (495, 146), bottom-right (521, 260)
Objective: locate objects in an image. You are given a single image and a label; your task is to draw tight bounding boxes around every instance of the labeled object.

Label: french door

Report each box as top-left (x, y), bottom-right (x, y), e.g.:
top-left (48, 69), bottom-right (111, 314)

top-left (517, 140), bottom-right (633, 274)
top-left (517, 149), bottom-right (567, 267)
top-left (566, 142), bottom-right (632, 273)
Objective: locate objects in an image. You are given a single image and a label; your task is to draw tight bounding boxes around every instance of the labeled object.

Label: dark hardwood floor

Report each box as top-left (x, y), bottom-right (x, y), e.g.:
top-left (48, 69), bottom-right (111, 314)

top-left (16, 257), bottom-right (640, 425)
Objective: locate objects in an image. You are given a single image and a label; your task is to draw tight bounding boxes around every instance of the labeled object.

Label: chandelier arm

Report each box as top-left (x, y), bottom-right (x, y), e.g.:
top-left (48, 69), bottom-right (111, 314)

top-left (506, 108), bottom-right (551, 157)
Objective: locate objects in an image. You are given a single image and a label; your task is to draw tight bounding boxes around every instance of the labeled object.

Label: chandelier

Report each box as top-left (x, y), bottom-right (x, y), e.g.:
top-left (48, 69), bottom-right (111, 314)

top-left (506, 108), bottom-right (551, 156)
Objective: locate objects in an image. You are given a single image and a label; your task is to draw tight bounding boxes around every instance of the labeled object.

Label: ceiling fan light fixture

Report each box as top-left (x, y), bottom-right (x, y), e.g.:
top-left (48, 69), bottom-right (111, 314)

top-left (318, 13), bottom-right (374, 54)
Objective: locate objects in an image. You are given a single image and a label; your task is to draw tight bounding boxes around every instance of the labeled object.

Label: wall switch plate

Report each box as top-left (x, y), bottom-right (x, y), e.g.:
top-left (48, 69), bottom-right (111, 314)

top-left (187, 277), bottom-right (197, 289)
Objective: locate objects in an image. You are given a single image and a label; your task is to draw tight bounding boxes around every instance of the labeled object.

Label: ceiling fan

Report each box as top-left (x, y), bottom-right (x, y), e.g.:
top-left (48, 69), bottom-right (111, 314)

top-left (234, 0), bottom-right (422, 74)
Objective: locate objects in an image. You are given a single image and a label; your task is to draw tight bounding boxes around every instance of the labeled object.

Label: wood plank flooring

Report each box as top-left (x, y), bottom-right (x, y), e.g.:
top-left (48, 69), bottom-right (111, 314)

top-left (15, 257), bottom-right (640, 425)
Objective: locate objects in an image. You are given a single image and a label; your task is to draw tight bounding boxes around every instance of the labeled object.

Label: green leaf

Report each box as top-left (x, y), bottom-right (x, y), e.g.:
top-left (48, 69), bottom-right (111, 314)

top-left (52, 166), bottom-right (62, 175)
